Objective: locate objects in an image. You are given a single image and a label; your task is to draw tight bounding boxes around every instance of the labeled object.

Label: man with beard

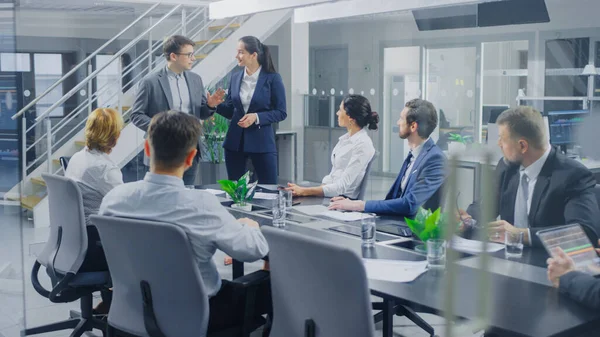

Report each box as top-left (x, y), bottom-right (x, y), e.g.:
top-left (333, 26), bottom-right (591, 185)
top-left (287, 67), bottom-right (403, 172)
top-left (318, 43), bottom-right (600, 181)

top-left (329, 98), bottom-right (445, 216)
top-left (462, 106), bottom-right (600, 247)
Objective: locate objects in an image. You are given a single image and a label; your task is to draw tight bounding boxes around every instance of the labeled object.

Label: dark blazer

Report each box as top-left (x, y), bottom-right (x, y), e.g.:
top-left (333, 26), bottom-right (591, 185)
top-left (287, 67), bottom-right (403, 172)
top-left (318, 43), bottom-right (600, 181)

top-left (216, 69), bottom-right (286, 153)
top-left (560, 271), bottom-right (600, 309)
top-left (364, 138), bottom-right (446, 216)
top-left (467, 148), bottom-right (600, 247)
top-left (130, 67), bottom-right (214, 133)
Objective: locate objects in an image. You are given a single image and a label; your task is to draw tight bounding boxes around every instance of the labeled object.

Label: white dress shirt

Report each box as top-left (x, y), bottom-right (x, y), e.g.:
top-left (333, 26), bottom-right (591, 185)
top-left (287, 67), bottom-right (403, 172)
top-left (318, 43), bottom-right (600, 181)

top-left (515, 146), bottom-right (551, 238)
top-left (166, 66), bottom-right (191, 114)
top-left (65, 147), bottom-right (123, 225)
top-left (400, 138), bottom-right (429, 193)
top-left (99, 172), bottom-right (268, 297)
top-left (321, 129), bottom-right (376, 199)
top-left (239, 66), bottom-right (261, 124)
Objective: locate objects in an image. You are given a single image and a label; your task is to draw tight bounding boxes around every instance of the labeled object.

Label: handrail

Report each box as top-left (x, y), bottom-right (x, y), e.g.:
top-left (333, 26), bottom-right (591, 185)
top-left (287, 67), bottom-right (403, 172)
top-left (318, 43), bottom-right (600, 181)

top-left (11, 2), bottom-right (161, 120)
top-left (33, 4), bottom-right (182, 122)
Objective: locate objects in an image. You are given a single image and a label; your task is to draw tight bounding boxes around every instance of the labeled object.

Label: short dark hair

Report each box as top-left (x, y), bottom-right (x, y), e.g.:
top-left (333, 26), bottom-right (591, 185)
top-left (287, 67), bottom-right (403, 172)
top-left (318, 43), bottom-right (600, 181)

top-left (404, 98), bottom-right (438, 139)
top-left (163, 35), bottom-right (195, 61)
top-left (342, 95), bottom-right (379, 130)
top-left (148, 111), bottom-right (201, 169)
top-left (496, 106), bottom-right (547, 150)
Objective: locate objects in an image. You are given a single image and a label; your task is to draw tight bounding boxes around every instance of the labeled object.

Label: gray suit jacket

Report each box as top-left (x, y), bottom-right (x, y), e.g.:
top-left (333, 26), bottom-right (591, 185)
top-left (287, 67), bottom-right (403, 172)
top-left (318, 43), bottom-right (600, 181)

top-left (560, 271), bottom-right (600, 309)
top-left (130, 67), bottom-right (215, 133)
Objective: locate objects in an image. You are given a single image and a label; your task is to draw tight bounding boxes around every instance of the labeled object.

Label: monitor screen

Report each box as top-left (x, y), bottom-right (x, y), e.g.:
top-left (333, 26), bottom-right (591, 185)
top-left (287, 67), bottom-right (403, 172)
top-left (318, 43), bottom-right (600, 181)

top-left (482, 105), bottom-right (509, 125)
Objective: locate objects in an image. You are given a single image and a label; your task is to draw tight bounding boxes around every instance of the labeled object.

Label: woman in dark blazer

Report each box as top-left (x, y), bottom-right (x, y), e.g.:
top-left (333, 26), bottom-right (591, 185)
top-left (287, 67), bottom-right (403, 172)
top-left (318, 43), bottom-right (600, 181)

top-left (216, 36), bottom-right (287, 184)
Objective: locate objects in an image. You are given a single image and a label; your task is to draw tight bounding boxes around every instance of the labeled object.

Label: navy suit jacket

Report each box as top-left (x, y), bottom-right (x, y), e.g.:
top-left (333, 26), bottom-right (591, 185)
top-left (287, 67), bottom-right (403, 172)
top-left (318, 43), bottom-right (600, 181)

top-left (216, 69), bottom-right (287, 153)
top-left (364, 138), bottom-right (446, 216)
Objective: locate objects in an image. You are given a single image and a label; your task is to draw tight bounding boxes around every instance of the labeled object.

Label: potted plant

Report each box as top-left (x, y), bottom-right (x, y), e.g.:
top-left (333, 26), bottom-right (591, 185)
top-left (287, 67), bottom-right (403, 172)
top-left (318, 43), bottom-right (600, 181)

top-left (217, 171), bottom-right (257, 212)
top-left (405, 207), bottom-right (455, 268)
top-left (200, 77), bottom-right (231, 184)
top-left (447, 133), bottom-right (472, 153)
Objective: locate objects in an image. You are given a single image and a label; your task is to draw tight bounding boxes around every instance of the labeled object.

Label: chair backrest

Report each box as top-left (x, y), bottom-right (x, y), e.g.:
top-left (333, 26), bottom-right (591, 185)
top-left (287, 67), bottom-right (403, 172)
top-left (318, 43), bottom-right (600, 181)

top-left (356, 152), bottom-right (378, 200)
top-left (59, 156), bottom-right (70, 171)
top-left (39, 173), bottom-right (88, 275)
top-left (90, 215), bottom-right (210, 337)
top-left (262, 226), bottom-right (374, 337)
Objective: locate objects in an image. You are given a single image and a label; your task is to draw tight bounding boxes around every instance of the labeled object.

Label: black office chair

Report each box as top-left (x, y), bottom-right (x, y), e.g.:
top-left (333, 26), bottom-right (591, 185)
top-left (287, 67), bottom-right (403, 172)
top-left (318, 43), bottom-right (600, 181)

top-left (59, 156), bottom-right (70, 171)
top-left (24, 174), bottom-right (109, 337)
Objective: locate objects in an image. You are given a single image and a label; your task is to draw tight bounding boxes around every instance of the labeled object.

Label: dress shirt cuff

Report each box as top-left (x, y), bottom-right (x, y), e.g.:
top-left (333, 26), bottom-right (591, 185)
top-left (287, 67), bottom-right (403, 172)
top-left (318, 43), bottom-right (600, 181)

top-left (255, 113), bottom-right (260, 125)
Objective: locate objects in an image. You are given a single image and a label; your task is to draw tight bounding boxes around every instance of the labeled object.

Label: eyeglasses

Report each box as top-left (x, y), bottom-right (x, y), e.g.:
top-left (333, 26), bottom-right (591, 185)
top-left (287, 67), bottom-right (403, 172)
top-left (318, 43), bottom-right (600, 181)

top-left (175, 52), bottom-right (195, 58)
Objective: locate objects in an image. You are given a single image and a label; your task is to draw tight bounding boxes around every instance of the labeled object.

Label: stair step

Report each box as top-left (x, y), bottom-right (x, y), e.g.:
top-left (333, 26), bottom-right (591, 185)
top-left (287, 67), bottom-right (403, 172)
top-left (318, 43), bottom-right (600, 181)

top-left (75, 140), bottom-right (85, 147)
top-left (209, 23), bottom-right (241, 31)
top-left (30, 177), bottom-right (46, 186)
top-left (52, 159), bottom-right (60, 165)
top-left (196, 54), bottom-right (208, 60)
top-left (20, 195), bottom-right (42, 211)
top-left (195, 38), bottom-right (227, 46)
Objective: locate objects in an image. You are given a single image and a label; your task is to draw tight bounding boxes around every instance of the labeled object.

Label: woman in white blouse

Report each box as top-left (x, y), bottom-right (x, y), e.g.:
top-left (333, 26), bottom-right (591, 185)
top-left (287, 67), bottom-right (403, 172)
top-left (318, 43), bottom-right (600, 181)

top-left (286, 95), bottom-right (378, 199)
top-left (65, 107), bottom-right (123, 314)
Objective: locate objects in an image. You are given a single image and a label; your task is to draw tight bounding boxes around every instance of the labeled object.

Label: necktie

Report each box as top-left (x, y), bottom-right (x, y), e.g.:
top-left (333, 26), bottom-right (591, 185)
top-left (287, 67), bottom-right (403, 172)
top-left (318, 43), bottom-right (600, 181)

top-left (391, 151), bottom-right (413, 198)
top-left (175, 75), bottom-right (183, 111)
top-left (514, 172), bottom-right (529, 228)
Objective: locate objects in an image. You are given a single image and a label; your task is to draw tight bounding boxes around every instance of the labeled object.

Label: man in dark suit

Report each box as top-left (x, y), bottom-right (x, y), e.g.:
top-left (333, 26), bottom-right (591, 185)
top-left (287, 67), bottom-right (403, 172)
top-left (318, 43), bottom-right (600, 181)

top-left (464, 106), bottom-right (600, 247)
top-left (329, 98), bottom-right (445, 216)
top-left (130, 35), bottom-right (225, 185)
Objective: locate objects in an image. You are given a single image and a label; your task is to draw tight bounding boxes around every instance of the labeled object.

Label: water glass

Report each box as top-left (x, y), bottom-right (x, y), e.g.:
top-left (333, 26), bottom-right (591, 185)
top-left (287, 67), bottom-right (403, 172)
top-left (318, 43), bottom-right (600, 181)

top-left (427, 239), bottom-right (446, 269)
top-left (281, 189), bottom-right (293, 209)
top-left (361, 213), bottom-right (376, 246)
top-left (272, 192), bottom-right (287, 228)
top-left (505, 231), bottom-right (524, 258)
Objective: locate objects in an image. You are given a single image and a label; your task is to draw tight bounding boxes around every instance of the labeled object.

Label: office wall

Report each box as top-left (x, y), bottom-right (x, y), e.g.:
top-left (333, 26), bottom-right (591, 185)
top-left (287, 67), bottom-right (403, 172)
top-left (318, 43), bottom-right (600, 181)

top-left (264, 18), bottom-right (292, 130)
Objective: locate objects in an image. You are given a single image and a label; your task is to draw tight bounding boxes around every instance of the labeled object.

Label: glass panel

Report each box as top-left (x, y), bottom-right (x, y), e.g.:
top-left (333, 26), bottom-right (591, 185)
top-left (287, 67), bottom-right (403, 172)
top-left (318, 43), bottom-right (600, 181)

top-left (0, 53), bottom-right (30, 72)
top-left (95, 55), bottom-right (120, 108)
top-left (33, 54), bottom-right (63, 117)
top-left (383, 46), bottom-right (421, 174)
top-left (427, 46), bottom-right (478, 150)
top-left (595, 41), bottom-right (600, 97)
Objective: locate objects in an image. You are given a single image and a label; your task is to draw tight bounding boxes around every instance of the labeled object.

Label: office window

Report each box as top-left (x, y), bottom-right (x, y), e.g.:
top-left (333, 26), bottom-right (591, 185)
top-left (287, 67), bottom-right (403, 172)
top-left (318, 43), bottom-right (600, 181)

top-left (0, 53), bottom-right (30, 72)
top-left (33, 53), bottom-right (63, 117)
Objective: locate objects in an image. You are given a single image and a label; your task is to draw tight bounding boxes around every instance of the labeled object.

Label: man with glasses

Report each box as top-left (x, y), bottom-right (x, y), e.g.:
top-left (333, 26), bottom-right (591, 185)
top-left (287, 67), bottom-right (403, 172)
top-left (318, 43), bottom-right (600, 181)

top-left (131, 35), bottom-right (225, 185)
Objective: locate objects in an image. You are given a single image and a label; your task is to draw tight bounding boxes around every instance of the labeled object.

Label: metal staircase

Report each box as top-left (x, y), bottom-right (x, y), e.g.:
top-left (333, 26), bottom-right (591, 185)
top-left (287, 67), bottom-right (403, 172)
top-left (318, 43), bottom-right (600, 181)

top-left (7, 1), bottom-right (292, 227)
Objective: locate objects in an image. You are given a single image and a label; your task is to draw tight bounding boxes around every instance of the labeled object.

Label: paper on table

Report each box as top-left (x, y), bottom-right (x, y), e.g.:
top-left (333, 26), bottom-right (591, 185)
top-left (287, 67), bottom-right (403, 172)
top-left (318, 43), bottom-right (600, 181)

top-left (450, 235), bottom-right (505, 254)
top-left (293, 205), bottom-right (374, 222)
top-left (202, 189), bottom-right (225, 195)
top-left (363, 259), bottom-right (428, 283)
top-left (252, 192), bottom-right (278, 200)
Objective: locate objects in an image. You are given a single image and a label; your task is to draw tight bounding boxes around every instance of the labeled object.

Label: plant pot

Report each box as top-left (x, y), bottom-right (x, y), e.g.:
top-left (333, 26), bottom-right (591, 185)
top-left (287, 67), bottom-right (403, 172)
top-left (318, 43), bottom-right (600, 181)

top-left (231, 203), bottom-right (252, 212)
top-left (448, 142), bottom-right (467, 154)
top-left (426, 239), bottom-right (446, 269)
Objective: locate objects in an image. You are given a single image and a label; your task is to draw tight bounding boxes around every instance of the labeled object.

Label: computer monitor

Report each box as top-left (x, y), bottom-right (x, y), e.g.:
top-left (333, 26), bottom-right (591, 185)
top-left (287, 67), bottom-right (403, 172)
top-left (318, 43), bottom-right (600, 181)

top-left (482, 105), bottom-right (510, 125)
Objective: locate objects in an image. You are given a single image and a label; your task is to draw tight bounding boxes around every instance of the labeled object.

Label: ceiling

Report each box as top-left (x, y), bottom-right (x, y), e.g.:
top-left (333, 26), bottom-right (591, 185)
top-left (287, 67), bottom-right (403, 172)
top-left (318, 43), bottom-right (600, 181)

top-left (14, 0), bottom-right (210, 15)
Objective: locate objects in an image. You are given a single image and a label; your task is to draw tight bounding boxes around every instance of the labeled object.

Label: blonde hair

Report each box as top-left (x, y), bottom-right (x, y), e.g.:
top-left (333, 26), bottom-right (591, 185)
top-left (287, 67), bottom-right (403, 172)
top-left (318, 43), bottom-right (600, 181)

top-left (85, 108), bottom-right (123, 153)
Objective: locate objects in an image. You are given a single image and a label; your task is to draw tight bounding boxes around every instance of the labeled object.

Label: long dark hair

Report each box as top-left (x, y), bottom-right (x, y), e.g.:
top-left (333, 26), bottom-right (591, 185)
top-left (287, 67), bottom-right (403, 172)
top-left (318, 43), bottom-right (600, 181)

top-left (239, 36), bottom-right (276, 73)
top-left (343, 95), bottom-right (379, 130)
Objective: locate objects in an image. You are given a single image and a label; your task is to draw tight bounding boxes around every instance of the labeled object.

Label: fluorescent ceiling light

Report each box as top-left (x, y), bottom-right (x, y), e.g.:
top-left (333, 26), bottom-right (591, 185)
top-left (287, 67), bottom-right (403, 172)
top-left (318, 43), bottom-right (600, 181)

top-left (294, 0), bottom-right (493, 23)
top-left (209, 0), bottom-right (340, 20)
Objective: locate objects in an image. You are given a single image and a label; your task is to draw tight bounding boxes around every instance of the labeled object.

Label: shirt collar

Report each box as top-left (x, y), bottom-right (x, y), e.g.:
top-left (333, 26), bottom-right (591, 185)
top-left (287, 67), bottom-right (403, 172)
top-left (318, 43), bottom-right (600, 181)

top-left (166, 65), bottom-right (184, 79)
top-left (144, 172), bottom-right (185, 188)
top-left (410, 137), bottom-right (430, 159)
top-left (243, 66), bottom-right (261, 81)
top-left (340, 128), bottom-right (368, 143)
top-left (520, 146), bottom-right (551, 181)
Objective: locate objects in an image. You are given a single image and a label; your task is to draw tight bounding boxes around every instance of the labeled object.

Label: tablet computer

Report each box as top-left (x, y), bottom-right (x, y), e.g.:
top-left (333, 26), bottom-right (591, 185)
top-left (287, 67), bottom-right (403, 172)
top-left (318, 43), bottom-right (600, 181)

top-left (537, 224), bottom-right (600, 276)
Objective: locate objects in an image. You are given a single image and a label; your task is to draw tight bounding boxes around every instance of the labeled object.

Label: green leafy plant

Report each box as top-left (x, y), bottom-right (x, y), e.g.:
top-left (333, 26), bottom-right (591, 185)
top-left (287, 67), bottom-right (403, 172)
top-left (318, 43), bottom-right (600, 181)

top-left (217, 171), bottom-right (257, 206)
top-left (202, 114), bottom-right (229, 163)
top-left (447, 133), bottom-right (472, 144)
top-left (404, 207), bottom-right (453, 243)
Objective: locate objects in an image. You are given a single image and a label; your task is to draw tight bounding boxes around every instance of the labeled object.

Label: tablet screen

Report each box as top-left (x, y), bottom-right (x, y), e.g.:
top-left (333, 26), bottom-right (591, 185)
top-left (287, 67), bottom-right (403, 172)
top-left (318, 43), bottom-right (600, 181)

top-left (537, 224), bottom-right (600, 276)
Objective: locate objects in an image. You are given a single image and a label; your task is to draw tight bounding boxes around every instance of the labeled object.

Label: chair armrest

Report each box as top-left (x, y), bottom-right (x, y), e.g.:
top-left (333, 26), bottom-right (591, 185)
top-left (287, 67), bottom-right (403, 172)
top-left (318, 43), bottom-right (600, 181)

top-left (229, 270), bottom-right (270, 289)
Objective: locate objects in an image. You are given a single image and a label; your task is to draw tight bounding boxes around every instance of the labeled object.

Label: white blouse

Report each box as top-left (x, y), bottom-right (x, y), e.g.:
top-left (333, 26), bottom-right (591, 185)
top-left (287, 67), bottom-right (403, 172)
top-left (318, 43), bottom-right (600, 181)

top-left (321, 129), bottom-right (375, 199)
top-left (240, 66), bottom-right (261, 114)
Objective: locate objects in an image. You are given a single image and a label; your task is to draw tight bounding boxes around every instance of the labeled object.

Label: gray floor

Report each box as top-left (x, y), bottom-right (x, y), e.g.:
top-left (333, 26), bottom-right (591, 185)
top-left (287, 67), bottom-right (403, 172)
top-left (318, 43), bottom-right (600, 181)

top-left (0, 173), bottom-right (482, 337)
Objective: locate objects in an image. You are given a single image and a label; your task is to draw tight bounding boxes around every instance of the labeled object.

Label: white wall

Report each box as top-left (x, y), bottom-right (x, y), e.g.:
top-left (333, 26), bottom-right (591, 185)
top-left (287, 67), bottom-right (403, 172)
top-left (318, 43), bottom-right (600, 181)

top-left (264, 18), bottom-right (292, 130)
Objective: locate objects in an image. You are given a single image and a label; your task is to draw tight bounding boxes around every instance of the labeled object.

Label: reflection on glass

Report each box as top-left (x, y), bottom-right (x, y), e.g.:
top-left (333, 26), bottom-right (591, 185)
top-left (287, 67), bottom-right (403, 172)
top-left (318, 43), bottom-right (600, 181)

top-left (34, 53), bottom-right (63, 117)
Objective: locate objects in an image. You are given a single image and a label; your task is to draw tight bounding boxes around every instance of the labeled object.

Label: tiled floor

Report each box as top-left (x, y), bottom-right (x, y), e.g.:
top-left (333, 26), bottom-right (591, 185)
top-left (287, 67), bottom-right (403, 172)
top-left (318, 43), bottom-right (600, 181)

top-left (0, 172), bottom-right (482, 337)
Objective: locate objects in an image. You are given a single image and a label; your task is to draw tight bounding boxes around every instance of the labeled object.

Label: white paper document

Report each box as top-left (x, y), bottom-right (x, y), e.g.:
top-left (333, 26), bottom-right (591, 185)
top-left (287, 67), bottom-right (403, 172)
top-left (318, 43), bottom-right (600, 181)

top-left (252, 192), bottom-right (278, 200)
top-left (293, 205), bottom-right (373, 222)
top-left (363, 259), bottom-right (429, 283)
top-left (450, 235), bottom-right (505, 254)
top-left (202, 189), bottom-right (225, 195)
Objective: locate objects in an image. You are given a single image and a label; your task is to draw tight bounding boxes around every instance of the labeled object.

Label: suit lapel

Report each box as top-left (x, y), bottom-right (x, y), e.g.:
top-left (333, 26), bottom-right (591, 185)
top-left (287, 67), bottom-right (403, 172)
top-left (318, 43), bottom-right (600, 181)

top-left (248, 70), bottom-right (267, 112)
top-left (501, 169), bottom-right (519, 224)
top-left (232, 71), bottom-right (244, 113)
top-left (183, 72), bottom-right (196, 114)
top-left (158, 68), bottom-right (174, 110)
top-left (388, 156), bottom-right (411, 199)
top-left (528, 149), bottom-right (555, 225)
top-left (401, 139), bottom-right (434, 197)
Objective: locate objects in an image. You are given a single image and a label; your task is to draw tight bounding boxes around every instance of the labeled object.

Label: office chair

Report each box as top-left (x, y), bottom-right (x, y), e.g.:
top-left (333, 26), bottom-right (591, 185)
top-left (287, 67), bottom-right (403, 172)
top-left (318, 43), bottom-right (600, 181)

top-left (262, 226), bottom-right (375, 337)
top-left (355, 152), bottom-right (378, 200)
top-left (90, 215), bottom-right (269, 337)
top-left (24, 174), bottom-right (109, 337)
top-left (59, 156), bottom-right (70, 171)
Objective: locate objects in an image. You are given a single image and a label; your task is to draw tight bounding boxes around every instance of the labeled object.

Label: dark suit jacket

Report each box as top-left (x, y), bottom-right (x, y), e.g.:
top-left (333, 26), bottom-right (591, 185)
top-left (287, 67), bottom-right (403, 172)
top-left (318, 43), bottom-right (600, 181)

top-left (467, 148), bottom-right (600, 247)
top-left (216, 69), bottom-right (286, 153)
top-left (130, 67), bottom-right (214, 133)
top-left (560, 271), bottom-right (600, 309)
top-left (364, 138), bottom-right (446, 216)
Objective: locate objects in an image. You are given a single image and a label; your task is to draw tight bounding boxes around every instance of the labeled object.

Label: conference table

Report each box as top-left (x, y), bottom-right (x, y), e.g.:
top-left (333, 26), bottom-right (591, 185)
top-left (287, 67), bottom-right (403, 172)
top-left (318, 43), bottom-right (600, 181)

top-left (199, 184), bottom-right (600, 337)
